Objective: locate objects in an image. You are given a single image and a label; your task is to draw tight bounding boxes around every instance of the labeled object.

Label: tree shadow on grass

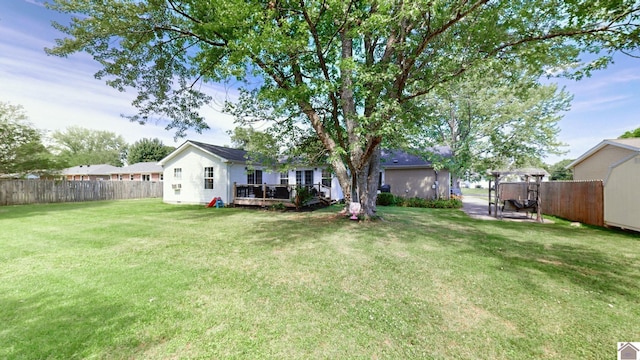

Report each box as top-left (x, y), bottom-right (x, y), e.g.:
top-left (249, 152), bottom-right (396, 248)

top-left (247, 206), bottom-right (640, 301)
top-left (0, 199), bottom-right (245, 222)
top-left (0, 290), bottom-right (154, 359)
top-left (432, 210), bottom-right (640, 301)
top-left (0, 200), bottom-right (114, 220)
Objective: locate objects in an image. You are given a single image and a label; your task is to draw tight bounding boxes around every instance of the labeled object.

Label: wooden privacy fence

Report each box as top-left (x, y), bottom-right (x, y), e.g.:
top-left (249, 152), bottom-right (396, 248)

top-left (0, 180), bottom-right (163, 206)
top-left (500, 180), bottom-right (603, 226)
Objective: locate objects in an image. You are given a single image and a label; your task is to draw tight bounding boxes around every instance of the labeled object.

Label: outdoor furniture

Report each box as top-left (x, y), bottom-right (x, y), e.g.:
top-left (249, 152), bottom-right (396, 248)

top-left (488, 168), bottom-right (547, 222)
top-left (502, 199), bottom-right (538, 217)
top-left (274, 186), bottom-right (290, 199)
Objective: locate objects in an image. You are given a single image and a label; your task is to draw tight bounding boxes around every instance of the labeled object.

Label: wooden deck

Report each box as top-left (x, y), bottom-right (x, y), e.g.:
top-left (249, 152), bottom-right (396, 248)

top-left (232, 183), bottom-right (332, 208)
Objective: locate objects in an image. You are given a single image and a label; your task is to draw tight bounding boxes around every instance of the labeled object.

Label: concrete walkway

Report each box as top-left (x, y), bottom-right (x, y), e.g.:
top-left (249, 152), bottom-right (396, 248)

top-left (461, 194), bottom-right (553, 223)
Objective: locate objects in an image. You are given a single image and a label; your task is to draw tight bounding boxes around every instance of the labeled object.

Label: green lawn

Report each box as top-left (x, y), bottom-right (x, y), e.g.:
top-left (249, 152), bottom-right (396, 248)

top-left (460, 187), bottom-right (490, 196)
top-left (1, 199), bottom-right (638, 359)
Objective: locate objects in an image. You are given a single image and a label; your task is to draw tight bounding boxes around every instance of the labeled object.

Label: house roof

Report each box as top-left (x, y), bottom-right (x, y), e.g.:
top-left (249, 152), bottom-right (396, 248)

top-left (62, 164), bottom-right (120, 176)
top-left (188, 140), bottom-right (248, 162)
top-left (115, 162), bottom-right (163, 174)
top-left (158, 140), bottom-right (248, 165)
top-left (567, 138), bottom-right (640, 169)
top-left (380, 147), bottom-right (451, 169)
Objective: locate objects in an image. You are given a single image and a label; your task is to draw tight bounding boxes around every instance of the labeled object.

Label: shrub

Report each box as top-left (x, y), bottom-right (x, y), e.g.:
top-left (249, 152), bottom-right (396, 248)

top-left (385, 196), bottom-right (463, 209)
top-left (269, 202), bottom-right (286, 211)
top-left (406, 197), bottom-right (428, 208)
top-left (427, 198), bottom-right (463, 209)
top-left (376, 193), bottom-right (396, 206)
top-left (376, 193), bottom-right (463, 209)
top-left (294, 186), bottom-right (313, 210)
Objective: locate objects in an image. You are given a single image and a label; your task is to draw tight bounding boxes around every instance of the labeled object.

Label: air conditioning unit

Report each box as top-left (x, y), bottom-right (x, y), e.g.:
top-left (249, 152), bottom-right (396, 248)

top-left (172, 183), bottom-right (182, 190)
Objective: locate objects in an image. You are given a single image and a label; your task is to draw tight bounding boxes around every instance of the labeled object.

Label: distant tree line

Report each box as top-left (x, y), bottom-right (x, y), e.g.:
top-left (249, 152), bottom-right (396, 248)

top-left (0, 101), bottom-right (175, 177)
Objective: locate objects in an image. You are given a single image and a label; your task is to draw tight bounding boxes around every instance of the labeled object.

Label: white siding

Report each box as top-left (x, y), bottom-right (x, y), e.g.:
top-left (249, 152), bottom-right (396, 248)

top-left (162, 147), bottom-right (230, 205)
top-left (162, 145), bottom-right (346, 204)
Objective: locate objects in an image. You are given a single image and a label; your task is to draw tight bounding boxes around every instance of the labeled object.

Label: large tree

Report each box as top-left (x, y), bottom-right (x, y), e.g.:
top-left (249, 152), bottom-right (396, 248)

top-left (127, 138), bottom-right (174, 164)
top-left (0, 102), bottom-right (60, 176)
top-left (51, 126), bottom-right (128, 167)
top-left (410, 71), bottom-right (571, 188)
top-left (47, 0), bottom-right (640, 217)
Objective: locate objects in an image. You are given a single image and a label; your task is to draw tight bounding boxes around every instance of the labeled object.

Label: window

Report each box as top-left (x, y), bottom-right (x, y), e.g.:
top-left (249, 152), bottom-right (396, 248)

top-left (296, 170), bottom-right (314, 185)
top-left (321, 169), bottom-right (332, 187)
top-left (247, 169), bottom-right (263, 184)
top-left (204, 167), bottom-right (214, 189)
top-left (174, 168), bottom-right (182, 180)
top-left (142, 174), bottom-right (150, 181)
top-left (280, 172), bottom-right (289, 185)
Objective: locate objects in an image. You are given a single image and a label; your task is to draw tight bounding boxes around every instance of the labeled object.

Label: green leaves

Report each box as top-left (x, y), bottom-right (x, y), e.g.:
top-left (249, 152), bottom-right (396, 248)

top-left (47, 0), bottom-right (640, 211)
top-left (127, 138), bottom-right (174, 164)
top-left (619, 126), bottom-right (640, 138)
top-left (0, 102), bottom-right (59, 176)
top-left (51, 126), bottom-right (128, 167)
top-left (410, 70), bottom-right (571, 179)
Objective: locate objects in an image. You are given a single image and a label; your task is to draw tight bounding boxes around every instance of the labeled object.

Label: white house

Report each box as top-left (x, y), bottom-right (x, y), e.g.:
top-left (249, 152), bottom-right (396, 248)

top-left (158, 140), bottom-right (343, 206)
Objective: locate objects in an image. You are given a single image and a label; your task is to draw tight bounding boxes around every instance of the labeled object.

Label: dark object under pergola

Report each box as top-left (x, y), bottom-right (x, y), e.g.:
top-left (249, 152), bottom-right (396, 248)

top-left (488, 168), bottom-right (549, 222)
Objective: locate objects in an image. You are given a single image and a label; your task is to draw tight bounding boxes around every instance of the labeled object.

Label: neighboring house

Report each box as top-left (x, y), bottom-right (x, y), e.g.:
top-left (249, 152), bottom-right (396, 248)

top-left (157, 140), bottom-right (344, 206)
top-left (62, 164), bottom-right (120, 181)
top-left (380, 148), bottom-right (451, 200)
top-left (111, 162), bottom-right (164, 181)
top-left (567, 138), bottom-right (640, 232)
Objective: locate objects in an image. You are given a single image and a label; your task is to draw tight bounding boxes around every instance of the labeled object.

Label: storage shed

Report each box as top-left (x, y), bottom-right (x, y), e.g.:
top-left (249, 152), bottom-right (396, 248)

top-left (567, 138), bottom-right (640, 232)
top-left (603, 153), bottom-right (640, 232)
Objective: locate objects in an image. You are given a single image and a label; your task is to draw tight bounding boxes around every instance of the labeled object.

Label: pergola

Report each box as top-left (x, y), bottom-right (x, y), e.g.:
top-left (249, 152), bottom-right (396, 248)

top-left (487, 168), bottom-right (549, 223)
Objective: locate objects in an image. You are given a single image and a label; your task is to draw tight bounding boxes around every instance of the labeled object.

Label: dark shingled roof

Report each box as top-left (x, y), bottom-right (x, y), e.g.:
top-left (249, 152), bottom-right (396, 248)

top-left (381, 147), bottom-right (451, 168)
top-left (188, 140), bottom-right (248, 162)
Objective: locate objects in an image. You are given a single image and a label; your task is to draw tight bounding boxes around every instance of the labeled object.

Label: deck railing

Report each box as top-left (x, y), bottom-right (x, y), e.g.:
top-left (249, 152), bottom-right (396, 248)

top-left (232, 182), bottom-right (331, 206)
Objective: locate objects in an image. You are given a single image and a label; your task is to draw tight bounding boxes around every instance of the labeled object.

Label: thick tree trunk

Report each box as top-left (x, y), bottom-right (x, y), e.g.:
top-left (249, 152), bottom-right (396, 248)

top-left (363, 145), bottom-right (380, 217)
top-left (330, 156), bottom-right (351, 213)
top-left (353, 144), bottom-right (380, 218)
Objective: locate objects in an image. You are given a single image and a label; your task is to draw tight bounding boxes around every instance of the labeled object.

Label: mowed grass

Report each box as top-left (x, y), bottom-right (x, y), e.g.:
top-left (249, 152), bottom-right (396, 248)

top-left (0, 199), bottom-right (638, 359)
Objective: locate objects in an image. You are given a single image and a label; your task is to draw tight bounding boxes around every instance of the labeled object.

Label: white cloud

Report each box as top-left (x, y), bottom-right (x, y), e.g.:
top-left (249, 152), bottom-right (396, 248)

top-left (22, 0), bottom-right (46, 6)
top-left (0, 7), bottom-right (240, 148)
top-left (569, 95), bottom-right (633, 112)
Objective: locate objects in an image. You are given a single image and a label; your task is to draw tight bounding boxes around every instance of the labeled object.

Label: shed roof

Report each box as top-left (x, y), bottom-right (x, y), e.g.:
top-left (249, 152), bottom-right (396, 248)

top-left (567, 138), bottom-right (640, 169)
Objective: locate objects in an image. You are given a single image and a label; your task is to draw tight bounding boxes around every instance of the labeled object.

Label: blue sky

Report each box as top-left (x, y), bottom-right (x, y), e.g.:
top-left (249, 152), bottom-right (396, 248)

top-left (1, 0), bottom-right (638, 164)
